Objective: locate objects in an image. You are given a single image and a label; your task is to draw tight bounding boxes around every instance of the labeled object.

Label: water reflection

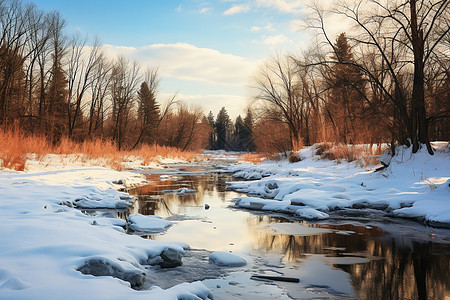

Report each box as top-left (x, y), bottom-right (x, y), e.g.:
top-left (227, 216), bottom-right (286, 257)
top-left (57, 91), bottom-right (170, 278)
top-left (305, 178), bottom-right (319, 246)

top-left (128, 172), bottom-right (450, 300)
top-left (249, 221), bottom-right (450, 299)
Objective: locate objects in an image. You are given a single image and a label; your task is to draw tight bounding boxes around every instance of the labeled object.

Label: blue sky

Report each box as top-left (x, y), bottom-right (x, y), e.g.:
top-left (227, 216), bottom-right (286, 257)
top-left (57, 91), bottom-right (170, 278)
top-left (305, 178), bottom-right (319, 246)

top-left (32, 0), bottom-right (312, 118)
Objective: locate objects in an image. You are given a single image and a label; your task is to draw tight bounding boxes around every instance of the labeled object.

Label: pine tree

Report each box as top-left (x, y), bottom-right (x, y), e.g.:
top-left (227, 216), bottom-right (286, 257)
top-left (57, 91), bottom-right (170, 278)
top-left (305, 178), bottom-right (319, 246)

top-left (206, 111), bottom-right (216, 149)
top-left (135, 81), bottom-right (160, 146)
top-left (215, 107), bottom-right (231, 150)
top-left (233, 115), bottom-right (246, 151)
top-left (328, 32), bottom-right (365, 144)
top-left (46, 55), bottom-right (68, 143)
top-left (243, 108), bottom-right (255, 152)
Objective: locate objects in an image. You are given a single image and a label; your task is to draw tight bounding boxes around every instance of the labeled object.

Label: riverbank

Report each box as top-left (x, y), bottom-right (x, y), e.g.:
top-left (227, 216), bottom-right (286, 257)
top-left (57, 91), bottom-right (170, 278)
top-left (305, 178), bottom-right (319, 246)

top-left (0, 156), bottom-right (213, 299)
top-left (227, 142), bottom-right (450, 227)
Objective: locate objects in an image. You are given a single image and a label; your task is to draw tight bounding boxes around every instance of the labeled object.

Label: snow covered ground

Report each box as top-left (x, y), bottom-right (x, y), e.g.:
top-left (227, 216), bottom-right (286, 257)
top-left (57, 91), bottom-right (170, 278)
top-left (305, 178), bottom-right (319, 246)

top-left (227, 143), bottom-right (450, 226)
top-left (1, 143), bottom-right (448, 299)
top-left (0, 156), bottom-right (212, 299)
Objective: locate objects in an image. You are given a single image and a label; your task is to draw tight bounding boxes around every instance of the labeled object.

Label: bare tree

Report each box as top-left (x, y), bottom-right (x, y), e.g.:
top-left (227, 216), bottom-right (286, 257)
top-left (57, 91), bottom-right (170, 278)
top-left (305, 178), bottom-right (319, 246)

top-left (22, 4), bottom-right (50, 130)
top-left (87, 52), bottom-right (111, 137)
top-left (109, 56), bottom-right (140, 149)
top-left (0, 0), bottom-right (37, 124)
top-left (254, 54), bottom-right (315, 149)
top-left (305, 0), bottom-right (449, 154)
top-left (66, 37), bottom-right (102, 138)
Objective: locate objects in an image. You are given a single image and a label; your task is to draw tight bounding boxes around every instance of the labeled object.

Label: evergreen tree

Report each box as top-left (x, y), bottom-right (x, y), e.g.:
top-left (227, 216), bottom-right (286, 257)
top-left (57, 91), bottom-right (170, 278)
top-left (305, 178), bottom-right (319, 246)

top-left (46, 12), bottom-right (68, 144)
top-left (206, 111), bottom-right (216, 149)
top-left (215, 107), bottom-right (231, 150)
top-left (233, 115), bottom-right (247, 151)
top-left (135, 81), bottom-right (160, 146)
top-left (46, 55), bottom-right (68, 143)
top-left (243, 108), bottom-right (255, 152)
top-left (328, 32), bottom-right (365, 144)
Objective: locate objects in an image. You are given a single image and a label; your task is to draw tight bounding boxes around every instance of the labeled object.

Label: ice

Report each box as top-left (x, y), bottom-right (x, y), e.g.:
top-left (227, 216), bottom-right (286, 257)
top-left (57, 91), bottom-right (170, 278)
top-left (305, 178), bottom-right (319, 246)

top-left (128, 214), bottom-right (172, 233)
top-left (209, 251), bottom-right (247, 267)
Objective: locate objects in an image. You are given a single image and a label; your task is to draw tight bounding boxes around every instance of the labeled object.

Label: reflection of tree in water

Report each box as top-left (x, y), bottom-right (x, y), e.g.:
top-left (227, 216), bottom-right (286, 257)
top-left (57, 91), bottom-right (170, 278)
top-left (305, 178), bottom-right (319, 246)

top-left (248, 218), bottom-right (450, 299)
top-left (347, 240), bottom-right (449, 300)
top-left (127, 173), bottom-right (235, 216)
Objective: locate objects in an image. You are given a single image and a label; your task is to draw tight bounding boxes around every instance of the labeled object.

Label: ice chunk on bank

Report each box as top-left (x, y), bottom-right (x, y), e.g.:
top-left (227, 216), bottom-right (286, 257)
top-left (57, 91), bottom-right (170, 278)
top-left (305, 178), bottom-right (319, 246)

top-left (209, 251), bottom-right (246, 267)
top-left (128, 214), bottom-right (172, 233)
top-left (293, 207), bottom-right (329, 220)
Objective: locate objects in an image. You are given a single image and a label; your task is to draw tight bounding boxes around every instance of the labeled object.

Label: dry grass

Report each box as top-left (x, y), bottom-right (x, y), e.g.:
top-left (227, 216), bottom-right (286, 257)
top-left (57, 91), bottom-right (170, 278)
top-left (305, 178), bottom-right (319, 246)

top-left (238, 153), bottom-right (267, 163)
top-left (316, 143), bottom-right (386, 166)
top-left (0, 126), bottom-right (200, 171)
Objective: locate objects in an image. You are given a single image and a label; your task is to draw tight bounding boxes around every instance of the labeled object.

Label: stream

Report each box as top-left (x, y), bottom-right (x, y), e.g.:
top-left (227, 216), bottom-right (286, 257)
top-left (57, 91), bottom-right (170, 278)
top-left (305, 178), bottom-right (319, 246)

top-left (122, 163), bottom-right (450, 300)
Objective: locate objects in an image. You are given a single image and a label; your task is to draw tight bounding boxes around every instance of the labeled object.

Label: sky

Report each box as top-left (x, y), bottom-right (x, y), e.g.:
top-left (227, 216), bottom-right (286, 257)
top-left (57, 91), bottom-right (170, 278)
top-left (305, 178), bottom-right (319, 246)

top-left (32, 0), bottom-right (314, 119)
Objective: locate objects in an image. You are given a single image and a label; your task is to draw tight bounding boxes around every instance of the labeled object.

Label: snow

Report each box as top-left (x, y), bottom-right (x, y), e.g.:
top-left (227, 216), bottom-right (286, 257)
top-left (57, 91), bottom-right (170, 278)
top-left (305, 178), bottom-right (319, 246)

top-left (0, 160), bottom-right (212, 299)
top-left (227, 143), bottom-right (450, 226)
top-left (1, 142), bottom-right (448, 298)
top-left (209, 252), bottom-right (247, 267)
top-left (128, 214), bottom-right (172, 233)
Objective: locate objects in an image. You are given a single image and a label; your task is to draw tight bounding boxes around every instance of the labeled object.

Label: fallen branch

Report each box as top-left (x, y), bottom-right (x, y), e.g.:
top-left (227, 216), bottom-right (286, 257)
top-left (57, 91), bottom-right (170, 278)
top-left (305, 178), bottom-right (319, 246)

top-left (250, 275), bottom-right (300, 283)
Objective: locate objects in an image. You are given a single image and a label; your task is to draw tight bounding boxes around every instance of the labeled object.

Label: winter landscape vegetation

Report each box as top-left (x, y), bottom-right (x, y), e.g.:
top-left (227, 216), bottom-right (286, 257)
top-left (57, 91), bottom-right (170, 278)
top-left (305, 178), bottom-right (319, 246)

top-left (0, 0), bottom-right (449, 299)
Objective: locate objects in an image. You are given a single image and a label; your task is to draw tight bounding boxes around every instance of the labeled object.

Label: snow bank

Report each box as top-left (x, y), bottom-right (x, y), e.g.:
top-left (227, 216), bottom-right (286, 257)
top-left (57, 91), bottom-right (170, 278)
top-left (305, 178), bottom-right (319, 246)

top-left (227, 143), bottom-right (450, 226)
top-left (0, 163), bottom-right (212, 299)
top-left (209, 252), bottom-right (247, 267)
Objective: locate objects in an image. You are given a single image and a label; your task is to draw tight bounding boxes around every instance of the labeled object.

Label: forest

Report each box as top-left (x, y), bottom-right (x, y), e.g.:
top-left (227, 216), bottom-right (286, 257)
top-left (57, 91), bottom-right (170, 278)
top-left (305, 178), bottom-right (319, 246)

top-left (0, 0), bottom-right (448, 156)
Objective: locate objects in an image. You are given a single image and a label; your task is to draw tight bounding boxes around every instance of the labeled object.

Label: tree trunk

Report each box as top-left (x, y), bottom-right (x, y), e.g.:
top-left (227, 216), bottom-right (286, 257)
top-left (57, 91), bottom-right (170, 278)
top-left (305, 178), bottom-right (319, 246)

top-left (410, 0), bottom-right (433, 155)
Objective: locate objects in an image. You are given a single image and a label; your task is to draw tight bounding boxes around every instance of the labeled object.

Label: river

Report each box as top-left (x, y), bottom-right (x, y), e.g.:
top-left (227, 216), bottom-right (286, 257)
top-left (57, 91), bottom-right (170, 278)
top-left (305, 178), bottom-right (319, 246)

top-left (123, 163), bottom-right (450, 299)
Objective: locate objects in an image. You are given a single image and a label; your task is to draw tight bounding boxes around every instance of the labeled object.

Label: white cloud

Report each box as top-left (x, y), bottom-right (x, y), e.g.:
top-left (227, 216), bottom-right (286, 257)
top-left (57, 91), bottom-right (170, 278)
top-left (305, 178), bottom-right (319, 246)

top-left (200, 7), bottom-right (211, 13)
top-left (223, 4), bottom-right (250, 15)
top-left (262, 34), bottom-right (290, 45)
top-left (289, 19), bottom-right (304, 32)
top-left (264, 22), bottom-right (274, 31)
top-left (102, 42), bottom-right (258, 86)
top-left (256, 0), bottom-right (305, 14)
top-left (101, 43), bottom-right (257, 117)
top-left (250, 26), bottom-right (261, 32)
top-left (176, 4), bottom-right (183, 12)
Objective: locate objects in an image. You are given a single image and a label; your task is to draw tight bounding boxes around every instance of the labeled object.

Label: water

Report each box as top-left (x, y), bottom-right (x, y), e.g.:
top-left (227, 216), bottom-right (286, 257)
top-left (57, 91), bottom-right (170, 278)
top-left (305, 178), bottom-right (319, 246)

top-left (126, 167), bottom-right (450, 299)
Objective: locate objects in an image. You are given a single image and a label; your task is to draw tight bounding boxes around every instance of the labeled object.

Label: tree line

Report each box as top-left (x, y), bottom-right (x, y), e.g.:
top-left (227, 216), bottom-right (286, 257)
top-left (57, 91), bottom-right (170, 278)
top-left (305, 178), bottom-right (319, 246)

top-left (205, 107), bottom-right (255, 152)
top-left (252, 0), bottom-right (448, 155)
top-left (0, 0), bottom-right (211, 151)
top-left (1, 0), bottom-right (448, 155)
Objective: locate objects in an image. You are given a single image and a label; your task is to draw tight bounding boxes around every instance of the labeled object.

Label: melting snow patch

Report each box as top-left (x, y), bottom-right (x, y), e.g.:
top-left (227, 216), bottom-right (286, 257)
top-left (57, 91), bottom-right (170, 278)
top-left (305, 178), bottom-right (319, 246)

top-left (209, 252), bottom-right (247, 267)
top-left (128, 214), bottom-right (172, 233)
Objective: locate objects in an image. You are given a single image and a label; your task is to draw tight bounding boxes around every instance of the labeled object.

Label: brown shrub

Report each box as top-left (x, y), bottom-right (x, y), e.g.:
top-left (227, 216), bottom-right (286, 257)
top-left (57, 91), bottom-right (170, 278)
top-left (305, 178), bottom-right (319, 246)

top-left (288, 152), bottom-right (301, 163)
